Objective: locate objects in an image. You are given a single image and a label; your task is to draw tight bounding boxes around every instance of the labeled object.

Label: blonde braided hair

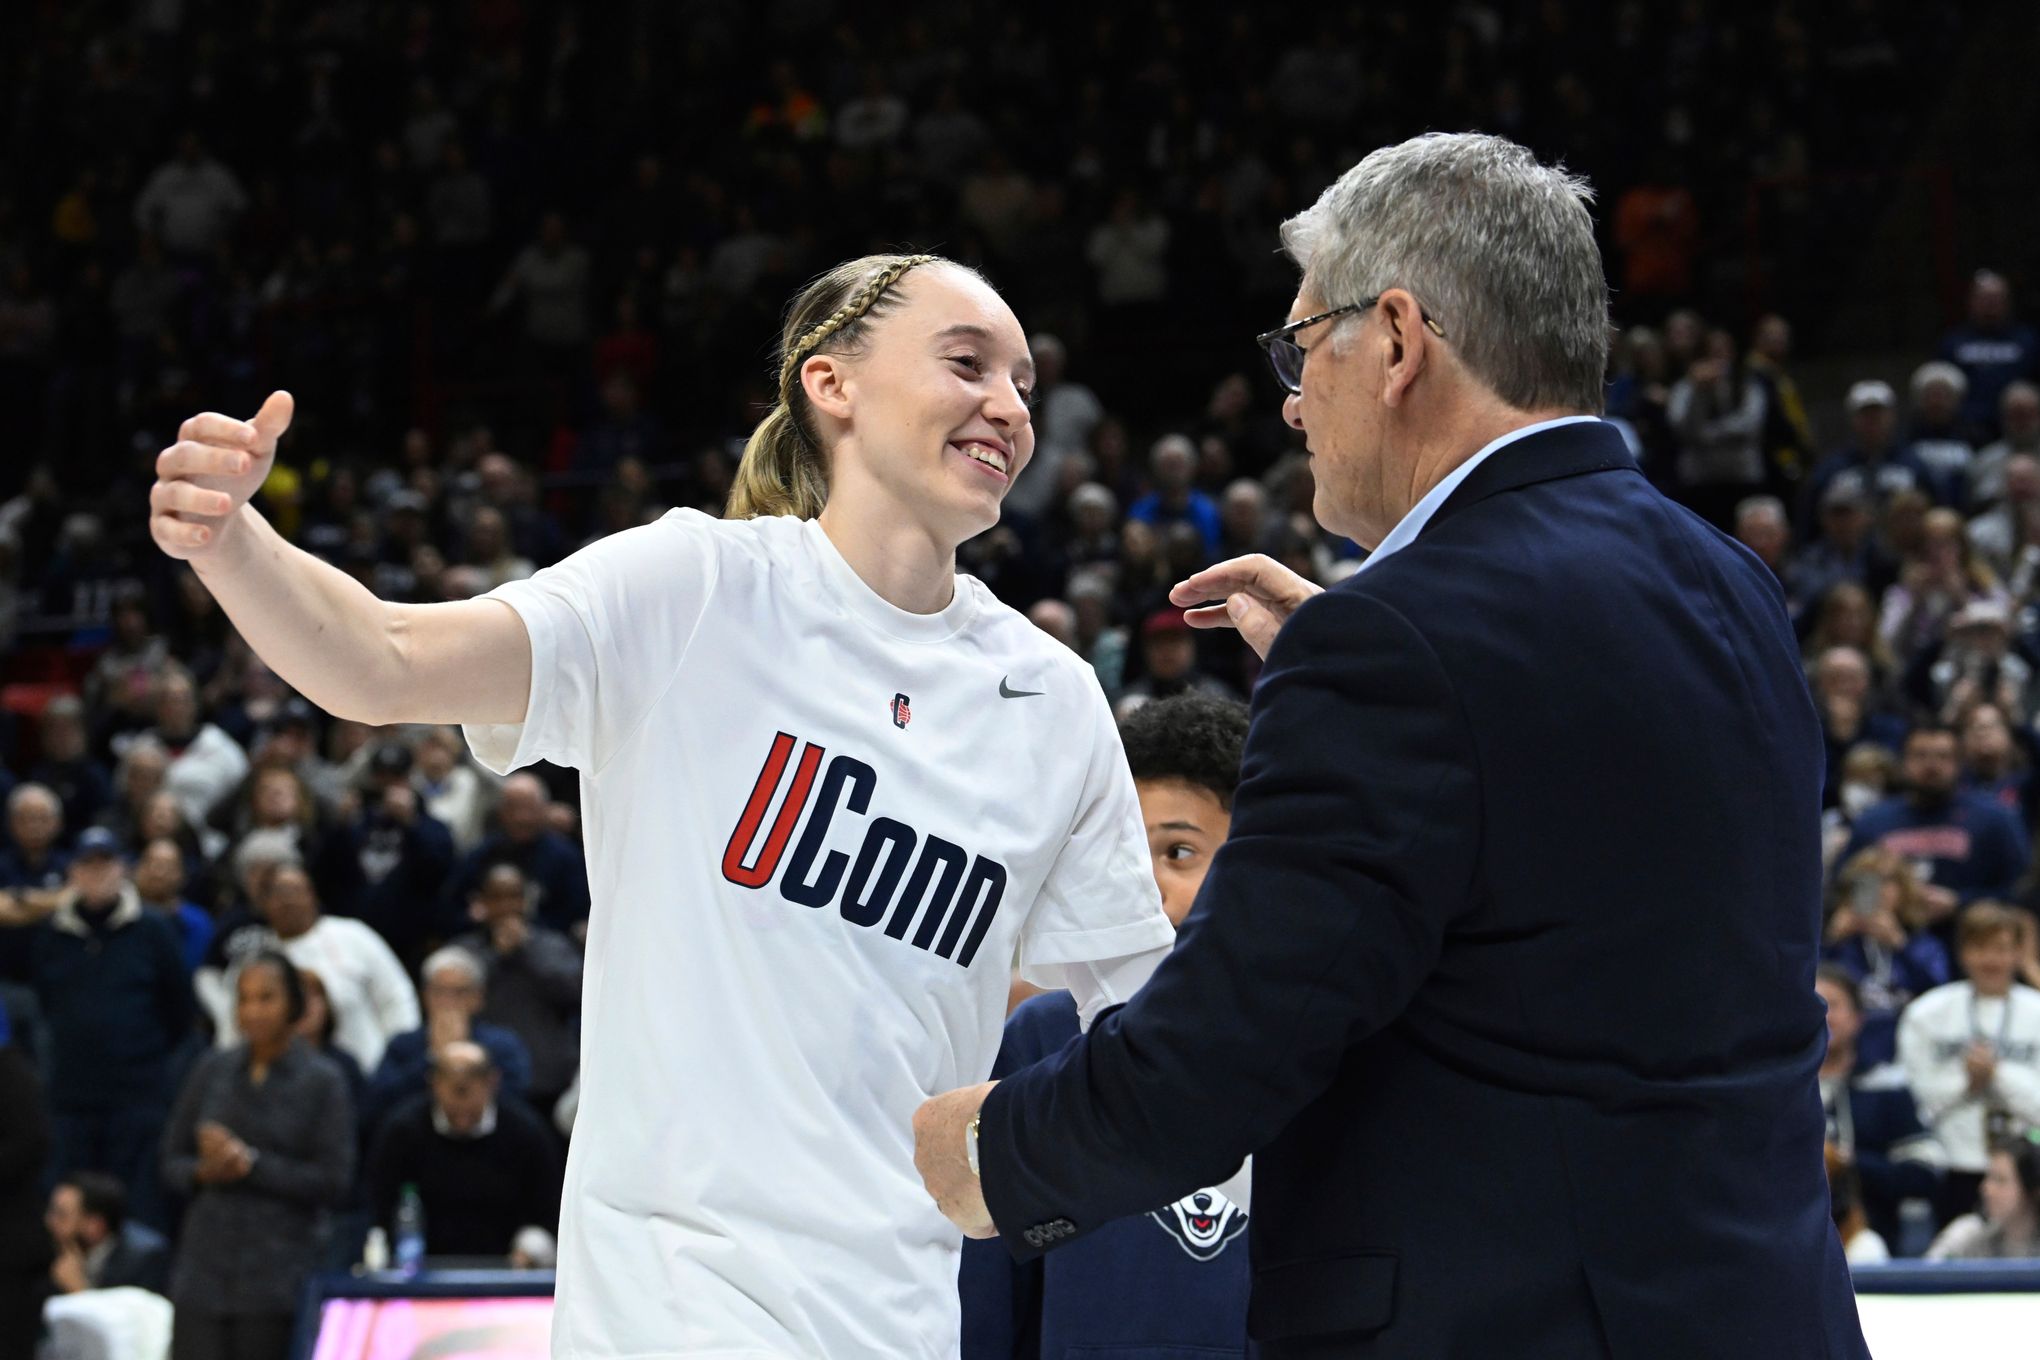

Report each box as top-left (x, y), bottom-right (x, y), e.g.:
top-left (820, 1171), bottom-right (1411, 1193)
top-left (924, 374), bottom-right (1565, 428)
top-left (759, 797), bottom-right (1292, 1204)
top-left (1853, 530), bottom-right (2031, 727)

top-left (775, 253), bottom-right (937, 398)
top-left (727, 253), bottom-right (960, 520)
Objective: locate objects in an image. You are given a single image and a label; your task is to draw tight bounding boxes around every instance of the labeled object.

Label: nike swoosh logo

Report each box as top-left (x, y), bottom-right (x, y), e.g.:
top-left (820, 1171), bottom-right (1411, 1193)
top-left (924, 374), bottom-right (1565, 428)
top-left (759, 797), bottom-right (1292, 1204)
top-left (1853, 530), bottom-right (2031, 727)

top-left (999, 677), bottom-right (1044, 699)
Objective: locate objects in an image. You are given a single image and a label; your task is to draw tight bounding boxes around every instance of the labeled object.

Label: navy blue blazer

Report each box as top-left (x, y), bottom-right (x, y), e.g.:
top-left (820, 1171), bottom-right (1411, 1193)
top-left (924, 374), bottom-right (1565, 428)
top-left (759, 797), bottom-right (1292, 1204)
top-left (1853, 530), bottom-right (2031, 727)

top-left (978, 420), bottom-right (1870, 1359)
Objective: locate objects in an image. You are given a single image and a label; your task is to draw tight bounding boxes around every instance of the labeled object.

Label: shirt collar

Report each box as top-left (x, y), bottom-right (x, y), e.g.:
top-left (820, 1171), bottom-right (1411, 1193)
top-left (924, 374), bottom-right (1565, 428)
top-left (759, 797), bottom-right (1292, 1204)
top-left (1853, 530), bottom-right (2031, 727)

top-left (433, 1101), bottom-right (499, 1140)
top-left (50, 883), bottom-right (145, 938)
top-left (1351, 416), bottom-right (1603, 577)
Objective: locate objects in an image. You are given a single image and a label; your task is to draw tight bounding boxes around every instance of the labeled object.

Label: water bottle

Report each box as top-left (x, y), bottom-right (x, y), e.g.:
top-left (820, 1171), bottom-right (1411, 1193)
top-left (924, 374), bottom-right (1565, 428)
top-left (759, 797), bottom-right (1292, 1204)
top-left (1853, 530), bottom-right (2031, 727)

top-left (394, 1183), bottom-right (427, 1277)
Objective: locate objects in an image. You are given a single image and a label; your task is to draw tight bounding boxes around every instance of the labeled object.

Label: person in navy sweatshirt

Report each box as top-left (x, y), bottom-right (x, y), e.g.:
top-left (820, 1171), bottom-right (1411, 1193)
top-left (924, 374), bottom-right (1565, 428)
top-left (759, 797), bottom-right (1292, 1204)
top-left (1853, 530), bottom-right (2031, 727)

top-left (1938, 270), bottom-right (2040, 440)
top-left (961, 692), bottom-right (1251, 1360)
top-left (1842, 723), bottom-right (2030, 938)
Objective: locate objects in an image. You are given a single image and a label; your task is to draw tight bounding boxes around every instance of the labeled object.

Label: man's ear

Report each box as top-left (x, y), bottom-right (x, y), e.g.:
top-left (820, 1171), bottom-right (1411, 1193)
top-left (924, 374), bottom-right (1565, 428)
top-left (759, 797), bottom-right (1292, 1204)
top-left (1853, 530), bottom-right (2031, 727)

top-left (801, 354), bottom-right (855, 422)
top-left (1376, 289), bottom-right (1433, 409)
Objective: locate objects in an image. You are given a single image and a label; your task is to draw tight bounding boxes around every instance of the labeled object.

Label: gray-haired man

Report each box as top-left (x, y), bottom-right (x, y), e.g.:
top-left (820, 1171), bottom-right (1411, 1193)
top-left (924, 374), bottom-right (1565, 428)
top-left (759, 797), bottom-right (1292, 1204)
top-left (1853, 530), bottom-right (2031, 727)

top-left (916, 131), bottom-right (1869, 1359)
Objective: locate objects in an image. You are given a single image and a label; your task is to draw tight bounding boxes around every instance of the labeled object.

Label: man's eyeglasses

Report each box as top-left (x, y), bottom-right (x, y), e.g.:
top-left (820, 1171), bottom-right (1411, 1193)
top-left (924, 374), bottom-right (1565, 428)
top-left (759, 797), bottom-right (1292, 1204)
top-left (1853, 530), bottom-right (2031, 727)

top-left (1254, 297), bottom-right (1446, 395)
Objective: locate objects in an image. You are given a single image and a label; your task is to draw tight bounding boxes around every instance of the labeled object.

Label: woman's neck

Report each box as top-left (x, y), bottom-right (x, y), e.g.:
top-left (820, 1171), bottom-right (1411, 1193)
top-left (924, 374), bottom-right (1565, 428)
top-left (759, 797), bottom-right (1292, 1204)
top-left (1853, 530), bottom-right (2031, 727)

top-left (816, 497), bottom-right (959, 616)
top-left (1975, 978), bottom-right (2014, 999)
top-left (247, 1035), bottom-right (288, 1073)
top-left (1819, 1043), bottom-right (1855, 1080)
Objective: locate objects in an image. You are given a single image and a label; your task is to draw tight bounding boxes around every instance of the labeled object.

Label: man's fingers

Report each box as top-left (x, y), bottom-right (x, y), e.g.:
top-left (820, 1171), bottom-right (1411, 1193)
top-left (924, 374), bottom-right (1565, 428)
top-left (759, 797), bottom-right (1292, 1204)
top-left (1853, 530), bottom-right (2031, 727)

top-left (1183, 604), bottom-right (1236, 630)
top-left (250, 390), bottom-right (295, 446)
top-left (177, 413), bottom-right (260, 450)
top-left (1170, 554), bottom-right (1305, 608)
top-left (157, 440), bottom-right (254, 481)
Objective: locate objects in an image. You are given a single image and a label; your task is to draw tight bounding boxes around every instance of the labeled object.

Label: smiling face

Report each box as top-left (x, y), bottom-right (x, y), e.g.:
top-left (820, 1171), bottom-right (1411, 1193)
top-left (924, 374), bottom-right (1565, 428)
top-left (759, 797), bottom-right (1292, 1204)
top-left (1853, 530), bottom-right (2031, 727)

top-left (808, 265), bottom-right (1036, 547)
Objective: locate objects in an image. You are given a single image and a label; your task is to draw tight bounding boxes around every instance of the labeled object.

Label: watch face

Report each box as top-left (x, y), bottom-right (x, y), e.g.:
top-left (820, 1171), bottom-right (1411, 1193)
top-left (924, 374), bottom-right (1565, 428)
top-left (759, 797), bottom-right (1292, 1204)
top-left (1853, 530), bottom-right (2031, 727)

top-left (966, 1116), bottom-right (981, 1176)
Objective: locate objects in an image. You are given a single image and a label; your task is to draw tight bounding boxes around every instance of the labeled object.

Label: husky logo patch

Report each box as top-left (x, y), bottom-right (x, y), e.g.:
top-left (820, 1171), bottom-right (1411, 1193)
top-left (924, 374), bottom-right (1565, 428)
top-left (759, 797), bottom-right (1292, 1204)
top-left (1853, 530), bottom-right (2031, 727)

top-left (1149, 1186), bottom-right (1248, 1261)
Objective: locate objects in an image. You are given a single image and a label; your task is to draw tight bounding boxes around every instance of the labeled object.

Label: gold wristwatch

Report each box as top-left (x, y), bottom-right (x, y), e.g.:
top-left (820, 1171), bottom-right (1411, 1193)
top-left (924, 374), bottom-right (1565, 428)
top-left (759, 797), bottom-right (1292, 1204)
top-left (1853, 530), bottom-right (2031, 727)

top-left (965, 1110), bottom-right (983, 1177)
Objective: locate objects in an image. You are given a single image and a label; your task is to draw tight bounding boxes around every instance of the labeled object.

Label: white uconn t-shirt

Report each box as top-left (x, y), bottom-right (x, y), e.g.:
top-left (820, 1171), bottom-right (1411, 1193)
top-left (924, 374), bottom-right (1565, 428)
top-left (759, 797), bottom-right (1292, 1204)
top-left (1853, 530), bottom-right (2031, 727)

top-left (462, 510), bottom-right (1172, 1359)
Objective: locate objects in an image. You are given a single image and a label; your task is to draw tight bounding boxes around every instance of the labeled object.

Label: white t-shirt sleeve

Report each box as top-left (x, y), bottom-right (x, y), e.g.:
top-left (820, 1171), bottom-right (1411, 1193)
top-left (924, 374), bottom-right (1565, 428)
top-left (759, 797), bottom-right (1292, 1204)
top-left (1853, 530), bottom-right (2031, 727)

top-left (463, 510), bottom-right (721, 775)
top-left (1017, 672), bottom-right (1174, 989)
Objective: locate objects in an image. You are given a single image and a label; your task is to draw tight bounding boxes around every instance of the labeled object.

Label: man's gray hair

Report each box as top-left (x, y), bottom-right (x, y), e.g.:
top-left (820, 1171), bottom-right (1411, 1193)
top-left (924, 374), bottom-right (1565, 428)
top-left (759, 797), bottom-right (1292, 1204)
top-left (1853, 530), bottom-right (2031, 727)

top-left (1279, 132), bottom-right (1610, 413)
top-left (1069, 482), bottom-right (1118, 519)
top-left (1734, 495), bottom-right (1788, 529)
top-left (422, 945), bottom-right (486, 989)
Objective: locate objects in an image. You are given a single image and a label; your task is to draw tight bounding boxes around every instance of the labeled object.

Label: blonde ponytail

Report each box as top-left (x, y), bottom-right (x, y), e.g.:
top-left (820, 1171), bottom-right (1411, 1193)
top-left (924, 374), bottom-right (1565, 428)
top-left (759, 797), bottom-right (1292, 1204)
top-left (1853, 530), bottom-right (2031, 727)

top-left (725, 252), bottom-right (956, 521)
top-left (727, 402), bottom-right (829, 519)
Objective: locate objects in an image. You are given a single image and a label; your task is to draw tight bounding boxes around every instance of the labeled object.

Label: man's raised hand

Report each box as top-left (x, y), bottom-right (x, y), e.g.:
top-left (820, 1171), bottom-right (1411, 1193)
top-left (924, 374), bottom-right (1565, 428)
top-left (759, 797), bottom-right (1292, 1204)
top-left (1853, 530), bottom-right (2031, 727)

top-left (1169, 553), bottom-right (1325, 660)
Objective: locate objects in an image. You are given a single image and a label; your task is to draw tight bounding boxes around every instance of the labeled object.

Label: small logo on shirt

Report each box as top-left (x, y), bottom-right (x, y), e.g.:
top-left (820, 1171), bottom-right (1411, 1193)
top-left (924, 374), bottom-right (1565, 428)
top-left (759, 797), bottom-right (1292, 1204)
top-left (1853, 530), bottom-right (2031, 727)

top-left (891, 693), bottom-right (912, 729)
top-left (1149, 1187), bottom-right (1248, 1261)
top-left (998, 676), bottom-right (1043, 699)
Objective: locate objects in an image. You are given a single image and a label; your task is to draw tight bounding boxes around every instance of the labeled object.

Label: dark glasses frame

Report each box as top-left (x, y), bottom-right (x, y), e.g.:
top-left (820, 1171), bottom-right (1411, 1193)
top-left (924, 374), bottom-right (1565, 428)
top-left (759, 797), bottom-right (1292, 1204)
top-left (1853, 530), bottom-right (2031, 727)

top-left (1255, 297), bottom-right (1447, 395)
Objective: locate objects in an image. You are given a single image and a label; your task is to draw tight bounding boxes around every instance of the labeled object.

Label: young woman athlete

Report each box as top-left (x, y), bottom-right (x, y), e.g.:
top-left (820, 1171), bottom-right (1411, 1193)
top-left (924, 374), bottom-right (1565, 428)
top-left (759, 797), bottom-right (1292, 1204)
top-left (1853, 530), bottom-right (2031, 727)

top-left (148, 253), bottom-right (1176, 1359)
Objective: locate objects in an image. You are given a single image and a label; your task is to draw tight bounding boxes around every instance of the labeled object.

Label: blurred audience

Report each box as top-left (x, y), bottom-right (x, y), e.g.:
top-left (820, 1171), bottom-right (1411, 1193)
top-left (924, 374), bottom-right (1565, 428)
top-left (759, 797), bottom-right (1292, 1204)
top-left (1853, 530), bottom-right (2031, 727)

top-left (365, 1040), bottom-right (561, 1264)
top-left (1899, 905), bottom-right (2040, 1227)
top-left (45, 1171), bottom-right (171, 1295)
top-left (450, 863), bottom-right (582, 1112)
top-left (31, 826), bottom-right (191, 1230)
top-left (1925, 1139), bottom-right (2040, 1260)
top-left (362, 947), bottom-right (532, 1133)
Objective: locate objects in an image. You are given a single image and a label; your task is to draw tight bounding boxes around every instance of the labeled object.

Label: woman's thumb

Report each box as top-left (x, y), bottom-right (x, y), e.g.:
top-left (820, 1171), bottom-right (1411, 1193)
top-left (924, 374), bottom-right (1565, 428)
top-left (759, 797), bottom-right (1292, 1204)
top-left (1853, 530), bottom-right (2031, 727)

top-left (250, 390), bottom-right (295, 448)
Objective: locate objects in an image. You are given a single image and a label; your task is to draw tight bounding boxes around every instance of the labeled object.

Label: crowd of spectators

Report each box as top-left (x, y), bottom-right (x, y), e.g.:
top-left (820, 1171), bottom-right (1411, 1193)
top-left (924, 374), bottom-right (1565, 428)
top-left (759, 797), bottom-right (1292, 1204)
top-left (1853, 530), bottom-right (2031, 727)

top-left (0, 0), bottom-right (2032, 1355)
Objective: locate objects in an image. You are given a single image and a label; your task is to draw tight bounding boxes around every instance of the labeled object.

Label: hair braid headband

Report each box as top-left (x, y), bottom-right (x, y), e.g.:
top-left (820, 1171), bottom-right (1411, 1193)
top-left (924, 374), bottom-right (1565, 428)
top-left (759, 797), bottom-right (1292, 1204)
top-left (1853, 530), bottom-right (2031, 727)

top-left (777, 254), bottom-right (938, 398)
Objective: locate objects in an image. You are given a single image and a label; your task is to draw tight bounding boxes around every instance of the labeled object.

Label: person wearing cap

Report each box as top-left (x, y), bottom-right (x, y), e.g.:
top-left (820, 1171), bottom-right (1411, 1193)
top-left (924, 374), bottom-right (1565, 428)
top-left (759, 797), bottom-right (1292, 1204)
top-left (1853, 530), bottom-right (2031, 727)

top-left (1799, 379), bottom-right (1945, 538)
top-left (1118, 608), bottom-right (1236, 710)
top-left (29, 825), bottom-right (194, 1232)
top-left (1937, 269), bottom-right (2040, 440)
top-left (1840, 724), bottom-right (2031, 933)
top-left (1906, 361), bottom-right (1980, 490)
top-left (1912, 598), bottom-right (2032, 729)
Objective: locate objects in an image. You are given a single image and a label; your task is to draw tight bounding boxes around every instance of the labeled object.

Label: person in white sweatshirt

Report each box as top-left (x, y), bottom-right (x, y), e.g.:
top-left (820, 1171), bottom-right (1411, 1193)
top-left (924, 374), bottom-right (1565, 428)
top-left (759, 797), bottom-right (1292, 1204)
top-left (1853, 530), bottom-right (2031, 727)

top-left (1899, 902), bottom-right (2040, 1226)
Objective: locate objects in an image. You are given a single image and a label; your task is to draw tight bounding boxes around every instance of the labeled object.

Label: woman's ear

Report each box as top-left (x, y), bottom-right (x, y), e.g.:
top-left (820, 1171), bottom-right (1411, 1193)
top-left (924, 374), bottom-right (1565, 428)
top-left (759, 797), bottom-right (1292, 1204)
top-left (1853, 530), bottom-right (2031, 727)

top-left (801, 354), bottom-right (855, 422)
